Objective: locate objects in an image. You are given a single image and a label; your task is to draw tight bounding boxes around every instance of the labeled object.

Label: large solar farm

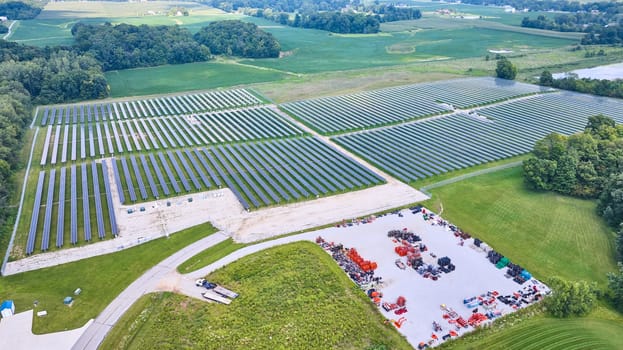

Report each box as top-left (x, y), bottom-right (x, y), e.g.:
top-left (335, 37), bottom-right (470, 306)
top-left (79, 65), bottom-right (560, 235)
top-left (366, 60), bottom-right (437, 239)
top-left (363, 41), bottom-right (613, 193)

top-left (13, 77), bottom-right (623, 262)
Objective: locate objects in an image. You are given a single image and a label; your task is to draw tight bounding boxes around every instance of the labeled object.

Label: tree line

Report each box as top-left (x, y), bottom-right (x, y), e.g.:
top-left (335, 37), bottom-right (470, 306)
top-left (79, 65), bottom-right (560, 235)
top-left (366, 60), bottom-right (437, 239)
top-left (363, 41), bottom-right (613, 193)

top-left (205, 0), bottom-right (421, 34)
top-left (459, 0), bottom-right (623, 45)
top-left (522, 115), bottom-right (623, 313)
top-left (539, 70), bottom-right (623, 99)
top-left (0, 1), bottom-right (42, 20)
top-left (194, 20), bottom-right (279, 58)
top-left (72, 20), bottom-right (280, 70)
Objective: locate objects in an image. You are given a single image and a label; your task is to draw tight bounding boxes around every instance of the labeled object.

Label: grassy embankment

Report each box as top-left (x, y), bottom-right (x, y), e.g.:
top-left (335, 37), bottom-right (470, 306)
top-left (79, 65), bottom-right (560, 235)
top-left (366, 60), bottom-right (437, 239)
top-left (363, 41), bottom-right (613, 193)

top-left (102, 242), bottom-right (412, 350)
top-left (0, 222), bottom-right (217, 334)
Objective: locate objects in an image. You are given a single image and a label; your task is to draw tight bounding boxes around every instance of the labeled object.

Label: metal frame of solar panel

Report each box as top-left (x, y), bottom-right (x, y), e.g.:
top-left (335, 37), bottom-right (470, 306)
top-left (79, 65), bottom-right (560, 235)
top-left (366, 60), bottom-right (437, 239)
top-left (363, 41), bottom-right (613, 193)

top-left (81, 163), bottom-right (92, 241)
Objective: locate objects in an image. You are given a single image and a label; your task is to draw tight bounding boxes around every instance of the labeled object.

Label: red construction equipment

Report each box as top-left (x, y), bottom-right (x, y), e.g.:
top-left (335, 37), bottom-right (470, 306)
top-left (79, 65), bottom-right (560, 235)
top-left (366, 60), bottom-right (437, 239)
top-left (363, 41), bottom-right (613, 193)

top-left (394, 317), bottom-right (407, 328)
top-left (397, 296), bottom-right (407, 307)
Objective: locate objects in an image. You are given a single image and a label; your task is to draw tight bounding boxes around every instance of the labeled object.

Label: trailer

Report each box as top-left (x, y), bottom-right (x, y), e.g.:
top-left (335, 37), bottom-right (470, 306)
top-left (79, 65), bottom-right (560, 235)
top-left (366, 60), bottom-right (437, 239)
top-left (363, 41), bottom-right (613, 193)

top-left (202, 290), bottom-right (232, 305)
top-left (214, 285), bottom-right (239, 299)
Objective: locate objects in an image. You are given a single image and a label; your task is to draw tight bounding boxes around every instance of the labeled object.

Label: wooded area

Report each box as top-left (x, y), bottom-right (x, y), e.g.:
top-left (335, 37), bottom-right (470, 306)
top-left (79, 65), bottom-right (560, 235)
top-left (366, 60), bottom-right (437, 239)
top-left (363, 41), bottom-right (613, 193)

top-left (194, 20), bottom-right (279, 58)
top-left (71, 23), bottom-right (211, 71)
top-left (539, 70), bottom-right (623, 99)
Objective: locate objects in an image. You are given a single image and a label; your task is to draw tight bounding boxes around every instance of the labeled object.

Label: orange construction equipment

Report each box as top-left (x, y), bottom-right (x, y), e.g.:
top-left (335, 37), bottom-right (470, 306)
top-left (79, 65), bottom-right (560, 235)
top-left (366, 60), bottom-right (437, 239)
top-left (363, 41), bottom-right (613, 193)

top-left (394, 317), bottom-right (407, 328)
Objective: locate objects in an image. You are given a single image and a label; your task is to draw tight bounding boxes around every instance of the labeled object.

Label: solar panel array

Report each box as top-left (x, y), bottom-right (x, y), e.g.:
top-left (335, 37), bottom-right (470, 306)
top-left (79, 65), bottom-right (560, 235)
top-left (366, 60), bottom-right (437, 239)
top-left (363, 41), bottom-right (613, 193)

top-left (112, 138), bottom-right (385, 210)
top-left (24, 163), bottom-right (118, 255)
top-left (38, 88), bottom-right (262, 126)
top-left (281, 77), bottom-right (552, 134)
top-left (334, 91), bottom-right (623, 182)
top-left (37, 107), bottom-right (304, 165)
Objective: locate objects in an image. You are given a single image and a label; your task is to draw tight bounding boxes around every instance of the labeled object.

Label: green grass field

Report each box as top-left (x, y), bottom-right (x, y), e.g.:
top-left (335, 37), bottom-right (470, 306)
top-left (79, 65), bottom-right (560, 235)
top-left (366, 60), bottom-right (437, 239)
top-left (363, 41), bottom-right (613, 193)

top-left (176, 238), bottom-right (246, 274)
top-left (105, 61), bottom-right (288, 97)
top-left (422, 166), bottom-right (618, 288)
top-left (440, 308), bottom-right (623, 350)
top-left (102, 241), bottom-right (412, 350)
top-left (0, 222), bottom-right (217, 334)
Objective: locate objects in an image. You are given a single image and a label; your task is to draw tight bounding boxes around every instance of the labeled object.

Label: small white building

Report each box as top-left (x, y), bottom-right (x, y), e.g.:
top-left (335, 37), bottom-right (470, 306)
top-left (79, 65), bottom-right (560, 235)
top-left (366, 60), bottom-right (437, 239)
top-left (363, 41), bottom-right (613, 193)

top-left (0, 300), bottom-right (15, 318)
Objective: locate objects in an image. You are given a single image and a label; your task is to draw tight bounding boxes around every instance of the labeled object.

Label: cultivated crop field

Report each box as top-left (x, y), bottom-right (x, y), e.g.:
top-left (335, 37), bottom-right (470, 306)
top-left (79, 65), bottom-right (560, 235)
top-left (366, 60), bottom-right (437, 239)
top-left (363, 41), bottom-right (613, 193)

top-left (333, 88), bottom-right (623, 182)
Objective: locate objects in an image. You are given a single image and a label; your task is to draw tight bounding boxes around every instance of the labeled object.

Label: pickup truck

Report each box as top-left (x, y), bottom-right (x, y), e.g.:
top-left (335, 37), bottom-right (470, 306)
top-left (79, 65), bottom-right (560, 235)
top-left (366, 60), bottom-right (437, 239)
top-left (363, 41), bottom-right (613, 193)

top-left (195, 278), bottom-right (216, 289)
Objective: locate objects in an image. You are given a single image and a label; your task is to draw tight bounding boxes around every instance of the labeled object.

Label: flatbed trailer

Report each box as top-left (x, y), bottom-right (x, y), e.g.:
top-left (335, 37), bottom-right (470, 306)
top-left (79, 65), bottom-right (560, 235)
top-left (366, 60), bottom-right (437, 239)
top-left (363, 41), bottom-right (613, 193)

top-left (214, 285), bottom-right (239, 299)
top-left (202, 290), bottom-right (232, 305)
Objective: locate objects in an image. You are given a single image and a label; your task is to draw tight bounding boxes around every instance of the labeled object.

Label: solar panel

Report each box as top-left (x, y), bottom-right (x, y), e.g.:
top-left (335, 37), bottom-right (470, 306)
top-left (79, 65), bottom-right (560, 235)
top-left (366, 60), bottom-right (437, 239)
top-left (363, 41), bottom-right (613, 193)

top-left (167, 151), bottom-right (191, 192)
top-left (26, 171), bottom-right (46, 255)
top-left (158, 152), bottom-right (181, 193)
top-left (40, 126), bottom-right (52, 166)
top-left (70, 165), bottom-right (78, 244)
top-left (130, 155), bottom-right (148, 200)
top-left (120, 157), bottom-right (137, 202)
top-left (175, 150), bottom-right (201, 190)
top-left (149, 153), bottom-right (170, 196)
top-left (56, 167), bottom-right (66, 247)
top-left (92, 162), bottom-right (106, 239)
top-left (101, 161), bottom-right (119, 237)
top-left (41, 168), bottom-right (56, 251)
top-left (140, 154), bottom-right (159, 198)
top-left (111, 159), bottom-right (125, 204)
top-left (82, 163), bottom-right (91, 241)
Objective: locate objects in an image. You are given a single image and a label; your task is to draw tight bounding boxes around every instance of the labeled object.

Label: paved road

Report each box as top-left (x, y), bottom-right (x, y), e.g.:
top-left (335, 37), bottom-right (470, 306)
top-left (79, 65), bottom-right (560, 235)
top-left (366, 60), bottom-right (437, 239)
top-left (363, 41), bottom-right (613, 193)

top-left (71, 231), bottom-right (229, 350)
top-left (73, 228), bottom-right (324, 350)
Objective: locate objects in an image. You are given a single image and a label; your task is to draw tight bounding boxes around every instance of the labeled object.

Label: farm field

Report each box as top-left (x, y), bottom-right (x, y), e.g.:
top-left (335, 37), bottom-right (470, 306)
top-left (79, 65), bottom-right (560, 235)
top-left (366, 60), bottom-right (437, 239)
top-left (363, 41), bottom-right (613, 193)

top-left (105, 62), bottom-right (288, 98)
top-left (334, 89), bottom-right (623, 182)
top-left (101, 242), bottom-right (412, 350)
top-left (0, 222), bottom-right (217, 334)
top-left (422, 167), bottom-right (617, 287)
top-left (282, 77), bottom-right (549, 134)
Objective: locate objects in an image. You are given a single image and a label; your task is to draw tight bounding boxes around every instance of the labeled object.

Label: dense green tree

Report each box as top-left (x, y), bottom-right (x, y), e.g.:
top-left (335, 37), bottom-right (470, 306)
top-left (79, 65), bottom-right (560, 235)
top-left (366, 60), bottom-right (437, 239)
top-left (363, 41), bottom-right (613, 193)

top-left (546, 276), bottom-right (597, 317)
top-left (194, 20), bottom-right (280, 58)
top-left (608, 263), bottom-right (623, 312)
top-left (597, 173), bottom-right (623, 228)
top-left (0, 1), bottom-right (41, 20)
top-left (539, 70), bottom-right (554, 86)
top-left (523, 116), bottom-right (622, 199)
top-left (616, 225), bottom-right (623, 262)
top-left (523, 158), bottom-right (557, 191)
top-left (72, 22), bottom-right (211, 70)
top-left (586, 114), bottom-right (618, 141)
top-left (495, 57), bottom-right (517, 80)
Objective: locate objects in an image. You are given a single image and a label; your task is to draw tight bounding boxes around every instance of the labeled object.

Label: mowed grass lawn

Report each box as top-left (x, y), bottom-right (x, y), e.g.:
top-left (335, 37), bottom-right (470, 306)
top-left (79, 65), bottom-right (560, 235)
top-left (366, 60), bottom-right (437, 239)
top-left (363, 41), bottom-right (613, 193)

top-left (0, 223), bottom-right (217, 334)
top-left (442, 312), bottom-right (623, 350)
top-left (102, 242), bottom-right (411, 350)
top-left (105, 61), bottom-right (287, 97)
top-left (423, 166), bottom-right (618, 287)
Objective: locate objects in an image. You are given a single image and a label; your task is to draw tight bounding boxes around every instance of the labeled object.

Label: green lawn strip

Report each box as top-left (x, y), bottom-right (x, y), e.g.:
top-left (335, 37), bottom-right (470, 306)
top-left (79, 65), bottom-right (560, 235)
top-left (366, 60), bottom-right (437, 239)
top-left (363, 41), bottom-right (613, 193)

top-left (440, 307), bottom-right (623, 350)
top-left (413, 154), bottom-right (530, 189)
top-left (103, 242), bottom-right (412, 350)
top-left (177, 238), bottom-right (247, 274)
top-left (421, 166), bottom-right (617, 288)
top-left (0, 222), bottom-right (217, 334)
